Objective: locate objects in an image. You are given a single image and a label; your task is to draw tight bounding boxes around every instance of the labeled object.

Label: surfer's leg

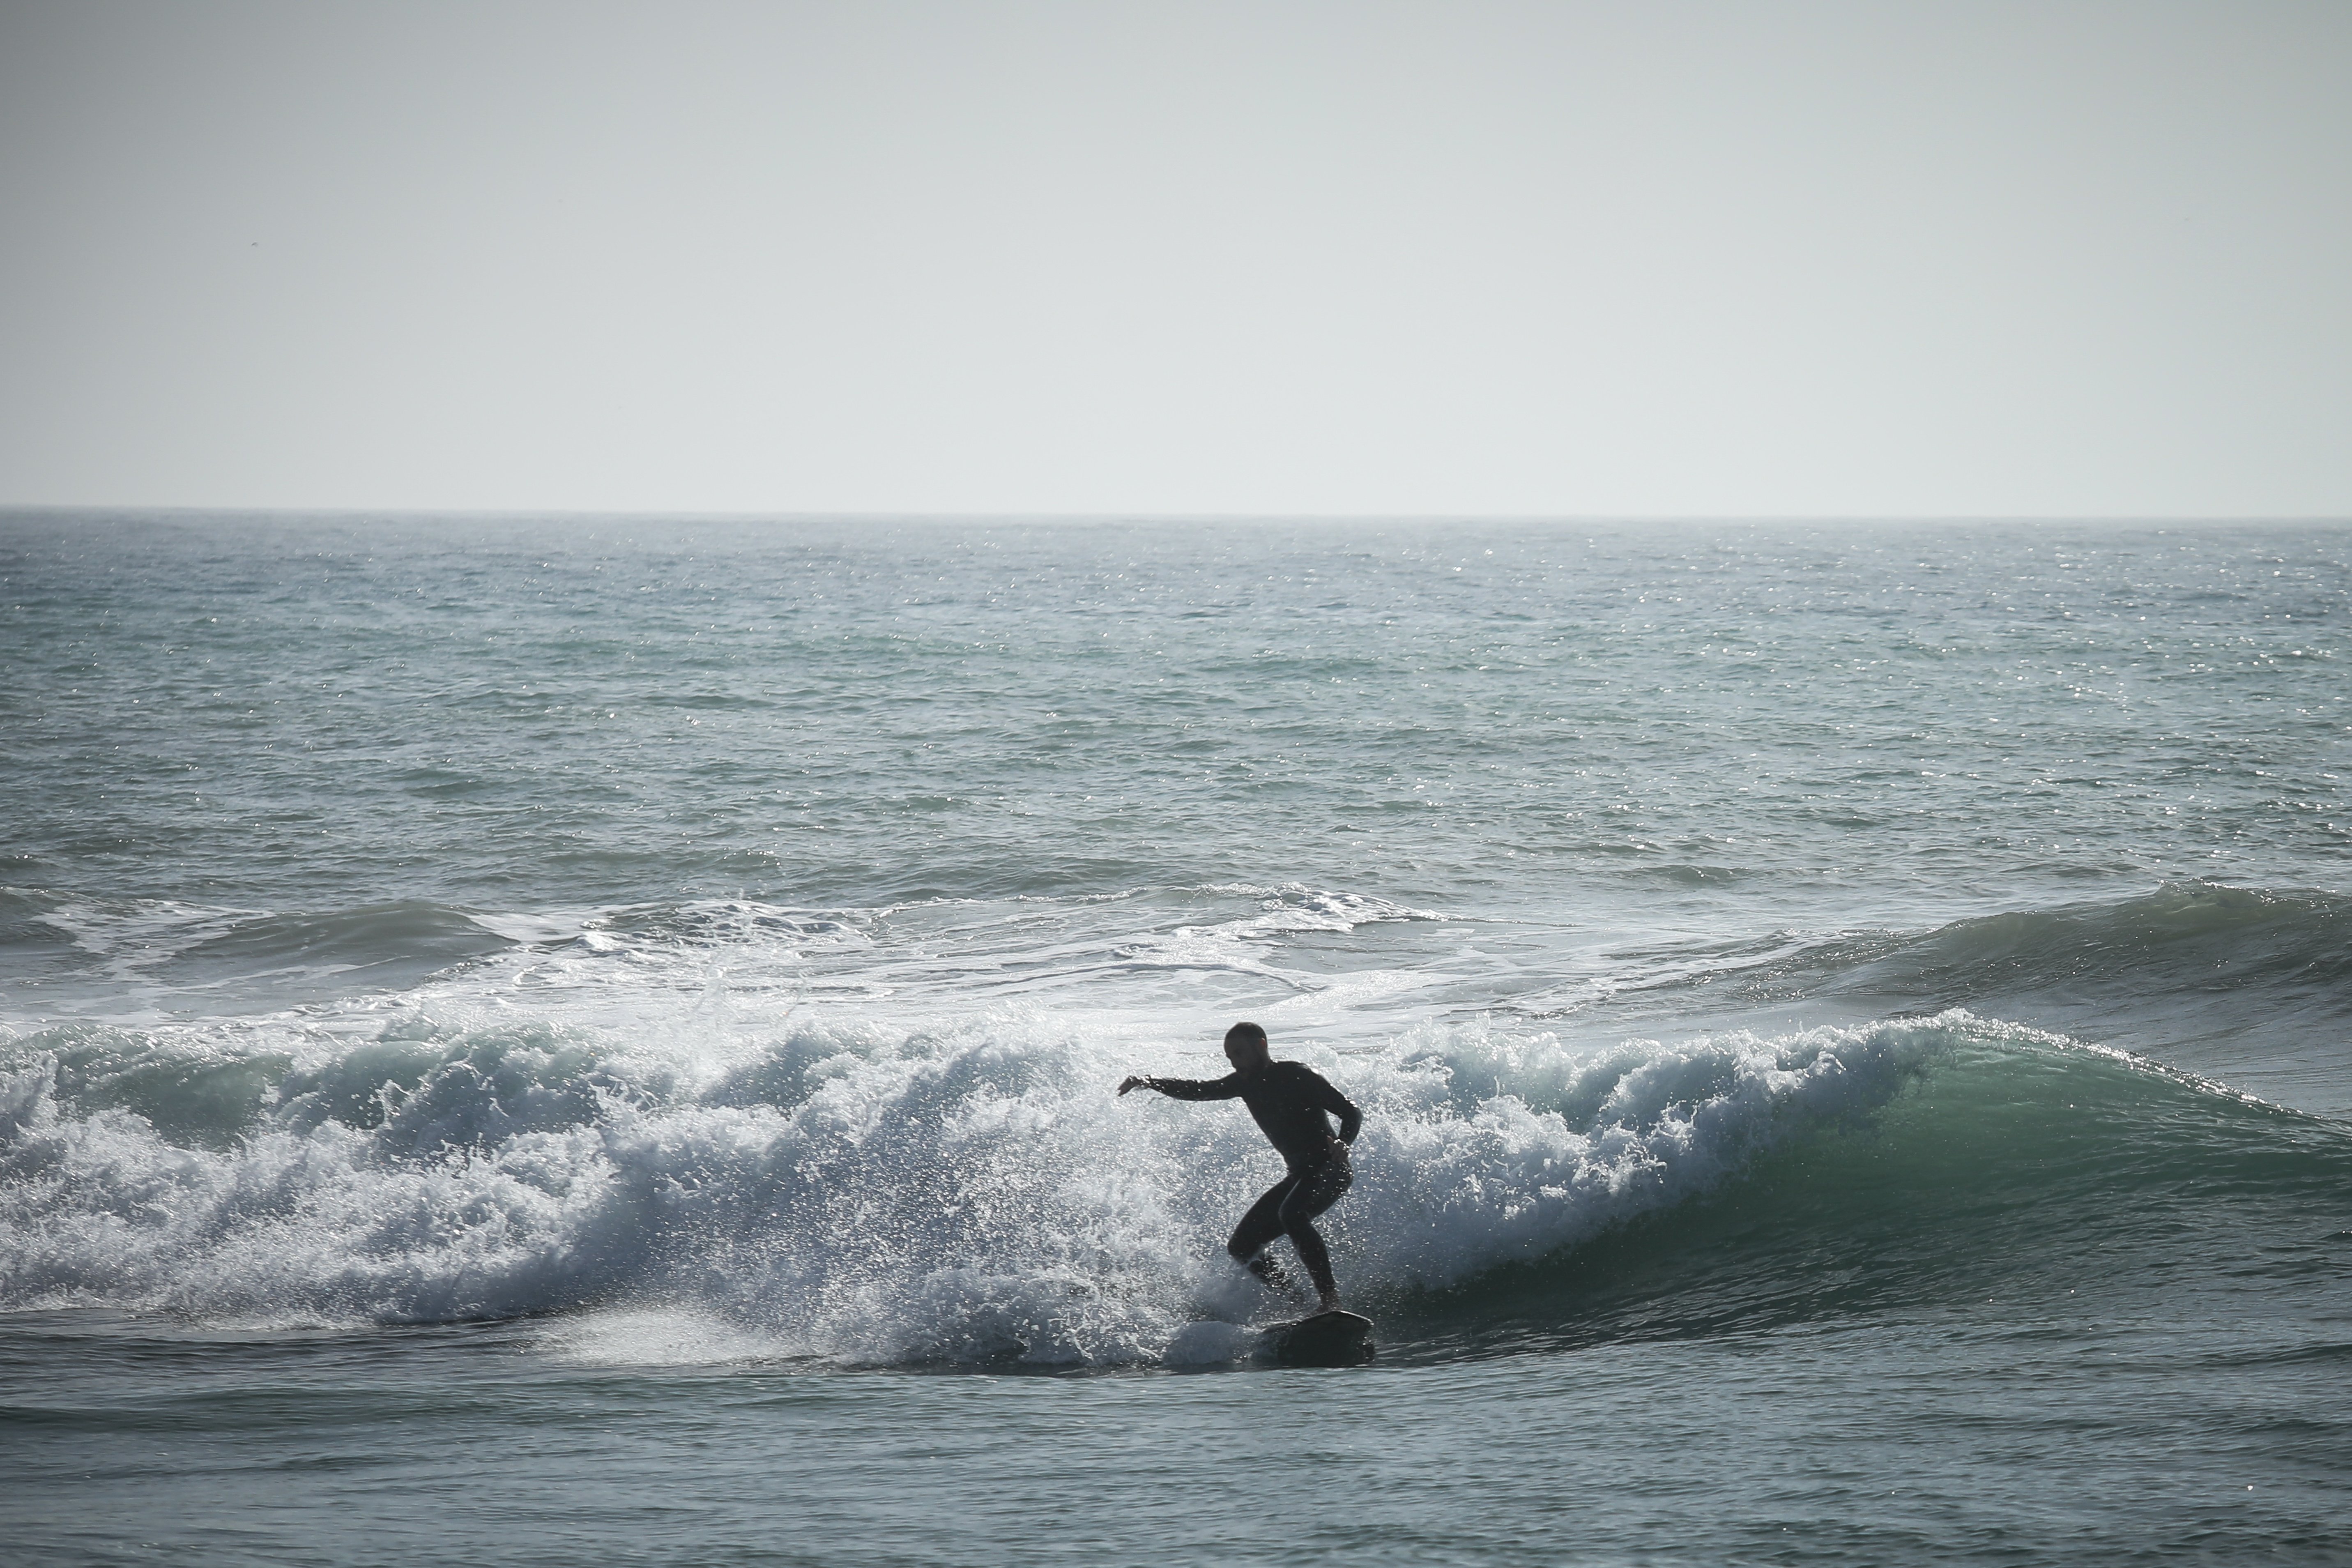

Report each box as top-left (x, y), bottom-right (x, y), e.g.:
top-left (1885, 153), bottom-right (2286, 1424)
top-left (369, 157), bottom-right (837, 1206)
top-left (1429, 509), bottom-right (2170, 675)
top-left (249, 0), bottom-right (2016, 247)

top-left (1227, 1176), bottom-right (1299, 1290)
top-left (1276, 1158), bottom-right (1353, 1309)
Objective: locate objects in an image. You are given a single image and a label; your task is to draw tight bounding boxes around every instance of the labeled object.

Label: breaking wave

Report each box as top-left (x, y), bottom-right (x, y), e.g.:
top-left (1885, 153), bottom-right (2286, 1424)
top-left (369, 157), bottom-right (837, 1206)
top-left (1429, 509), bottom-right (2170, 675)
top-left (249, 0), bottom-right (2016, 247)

top-left (8, 990), bottom-right (2341, 1368)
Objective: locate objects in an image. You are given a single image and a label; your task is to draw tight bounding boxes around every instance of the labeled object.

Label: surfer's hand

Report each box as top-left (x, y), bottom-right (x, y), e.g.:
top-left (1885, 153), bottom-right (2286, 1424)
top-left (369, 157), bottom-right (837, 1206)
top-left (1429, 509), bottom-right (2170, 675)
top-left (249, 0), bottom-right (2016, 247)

top-left (1117, 1076), bottom-right (1144, 1096)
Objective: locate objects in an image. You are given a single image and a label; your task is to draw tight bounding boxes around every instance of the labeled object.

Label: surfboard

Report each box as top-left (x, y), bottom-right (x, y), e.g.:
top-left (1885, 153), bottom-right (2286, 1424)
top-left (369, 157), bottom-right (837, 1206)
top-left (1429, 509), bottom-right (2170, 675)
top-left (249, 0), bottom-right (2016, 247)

top-left (1265, 1309), bottom-right (1375, 1366)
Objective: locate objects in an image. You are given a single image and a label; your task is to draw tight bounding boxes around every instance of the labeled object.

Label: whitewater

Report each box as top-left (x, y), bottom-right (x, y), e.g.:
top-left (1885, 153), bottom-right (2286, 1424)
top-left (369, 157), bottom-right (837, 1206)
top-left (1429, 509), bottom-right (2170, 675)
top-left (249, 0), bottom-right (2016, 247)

top-left (4, 514), bottom-right (2349, 1565)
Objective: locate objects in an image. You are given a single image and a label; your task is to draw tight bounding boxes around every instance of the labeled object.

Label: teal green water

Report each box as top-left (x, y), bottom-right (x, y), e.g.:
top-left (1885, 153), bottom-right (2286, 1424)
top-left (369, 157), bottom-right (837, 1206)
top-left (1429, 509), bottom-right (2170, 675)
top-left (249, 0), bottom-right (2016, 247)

top-left (4, 515), bottom-right (2350, 1563)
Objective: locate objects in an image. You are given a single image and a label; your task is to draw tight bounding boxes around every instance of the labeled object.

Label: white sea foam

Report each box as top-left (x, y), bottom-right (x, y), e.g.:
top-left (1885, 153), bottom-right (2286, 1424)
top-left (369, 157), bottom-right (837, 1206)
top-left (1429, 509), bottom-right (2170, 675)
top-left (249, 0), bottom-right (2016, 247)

top-left (0, 981), bottom-right (1978, 1364)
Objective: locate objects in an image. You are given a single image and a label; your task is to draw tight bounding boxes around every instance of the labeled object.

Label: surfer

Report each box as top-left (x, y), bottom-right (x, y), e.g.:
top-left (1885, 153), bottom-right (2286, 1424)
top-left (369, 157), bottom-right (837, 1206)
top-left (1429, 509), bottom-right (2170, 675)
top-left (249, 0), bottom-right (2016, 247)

top-left (1118, 1022), bottom-right (1362, 1314)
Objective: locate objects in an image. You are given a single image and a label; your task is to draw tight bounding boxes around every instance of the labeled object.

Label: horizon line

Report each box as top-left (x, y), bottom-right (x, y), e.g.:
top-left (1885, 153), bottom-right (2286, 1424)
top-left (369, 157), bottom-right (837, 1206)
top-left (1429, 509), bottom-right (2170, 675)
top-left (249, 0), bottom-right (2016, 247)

top-left (6, 503), bottom-right (2350, 527)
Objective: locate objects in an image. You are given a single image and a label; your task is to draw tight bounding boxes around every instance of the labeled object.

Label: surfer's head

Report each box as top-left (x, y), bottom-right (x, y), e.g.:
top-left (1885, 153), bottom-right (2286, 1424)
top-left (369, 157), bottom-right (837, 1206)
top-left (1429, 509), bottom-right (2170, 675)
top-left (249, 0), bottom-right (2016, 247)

top-left (1224, 1021), bottom-right (1270, 1074)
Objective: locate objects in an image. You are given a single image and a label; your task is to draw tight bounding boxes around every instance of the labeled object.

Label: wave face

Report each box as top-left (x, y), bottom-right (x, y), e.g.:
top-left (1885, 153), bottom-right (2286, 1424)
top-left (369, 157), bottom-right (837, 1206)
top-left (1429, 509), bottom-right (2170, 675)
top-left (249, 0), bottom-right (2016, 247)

top-left (7, 987), bottom-right (2343, 1366)
top-left (1417, 1030), bottom-right (2352, 1355)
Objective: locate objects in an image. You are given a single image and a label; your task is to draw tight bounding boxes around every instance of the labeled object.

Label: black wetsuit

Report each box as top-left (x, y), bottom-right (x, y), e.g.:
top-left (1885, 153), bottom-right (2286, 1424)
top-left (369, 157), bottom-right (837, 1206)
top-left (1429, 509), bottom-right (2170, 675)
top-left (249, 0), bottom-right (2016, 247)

top-left (1139, 1061), bottom-right (1362, 1300)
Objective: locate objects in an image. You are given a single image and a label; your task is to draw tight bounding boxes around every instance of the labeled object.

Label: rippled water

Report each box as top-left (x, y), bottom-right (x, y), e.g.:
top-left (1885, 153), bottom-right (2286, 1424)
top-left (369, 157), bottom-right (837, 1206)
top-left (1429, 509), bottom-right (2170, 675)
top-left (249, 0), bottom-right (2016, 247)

top-left (4, 514), bottom-right (2349, 1565)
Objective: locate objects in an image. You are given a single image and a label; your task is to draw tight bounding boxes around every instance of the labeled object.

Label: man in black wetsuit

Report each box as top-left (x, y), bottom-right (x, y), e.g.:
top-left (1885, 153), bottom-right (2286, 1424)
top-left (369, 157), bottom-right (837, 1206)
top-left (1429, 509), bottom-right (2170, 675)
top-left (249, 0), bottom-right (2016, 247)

top-left (1118, 1022), bottom-right (1362, 1315)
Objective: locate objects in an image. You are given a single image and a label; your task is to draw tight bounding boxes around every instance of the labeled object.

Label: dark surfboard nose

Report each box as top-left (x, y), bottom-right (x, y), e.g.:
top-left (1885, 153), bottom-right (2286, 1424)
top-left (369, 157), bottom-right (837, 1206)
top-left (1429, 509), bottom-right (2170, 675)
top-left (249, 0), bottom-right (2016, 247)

top-left (1266, 1310), bottom-right (1376, 1366)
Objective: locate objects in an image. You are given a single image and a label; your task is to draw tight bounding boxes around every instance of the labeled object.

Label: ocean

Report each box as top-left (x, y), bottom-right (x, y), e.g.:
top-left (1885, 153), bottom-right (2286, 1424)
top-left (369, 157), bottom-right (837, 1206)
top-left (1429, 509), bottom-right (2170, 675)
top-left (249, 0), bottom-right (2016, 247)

top-left (3, 513), bottom-right (2348, 1565)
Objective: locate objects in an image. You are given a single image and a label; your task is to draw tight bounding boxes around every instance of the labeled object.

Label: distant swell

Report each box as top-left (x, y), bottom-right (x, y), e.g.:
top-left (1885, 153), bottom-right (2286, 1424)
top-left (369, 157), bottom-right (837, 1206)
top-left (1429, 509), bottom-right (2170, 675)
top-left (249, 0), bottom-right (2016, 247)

top-left (1571, 882), bottom-right (2352, 1116)
top-left (1821, 881), bottom-right (2352, 1011)
top-left (0, 889), bottom-right (536, 1013)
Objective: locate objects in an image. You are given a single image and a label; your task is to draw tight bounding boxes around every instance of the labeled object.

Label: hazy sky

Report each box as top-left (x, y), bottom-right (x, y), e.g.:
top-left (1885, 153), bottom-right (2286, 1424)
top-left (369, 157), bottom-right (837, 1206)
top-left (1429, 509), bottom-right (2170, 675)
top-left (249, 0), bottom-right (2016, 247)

top-left (3, 0), bottom-right (2347, 516)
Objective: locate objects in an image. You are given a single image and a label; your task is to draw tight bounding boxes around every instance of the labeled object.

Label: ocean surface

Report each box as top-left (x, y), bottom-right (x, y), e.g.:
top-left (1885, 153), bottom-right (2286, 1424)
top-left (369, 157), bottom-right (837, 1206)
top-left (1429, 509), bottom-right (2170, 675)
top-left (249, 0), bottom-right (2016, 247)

top-left (3, 512), bottom-right (2348, 1565)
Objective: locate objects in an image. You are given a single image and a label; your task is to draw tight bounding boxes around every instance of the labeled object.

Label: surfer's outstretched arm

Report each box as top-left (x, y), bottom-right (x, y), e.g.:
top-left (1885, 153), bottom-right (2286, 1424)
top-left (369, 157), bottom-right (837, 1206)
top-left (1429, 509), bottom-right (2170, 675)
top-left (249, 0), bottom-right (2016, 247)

top-left (1116, 1073), bottom-right (1243, 1100)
